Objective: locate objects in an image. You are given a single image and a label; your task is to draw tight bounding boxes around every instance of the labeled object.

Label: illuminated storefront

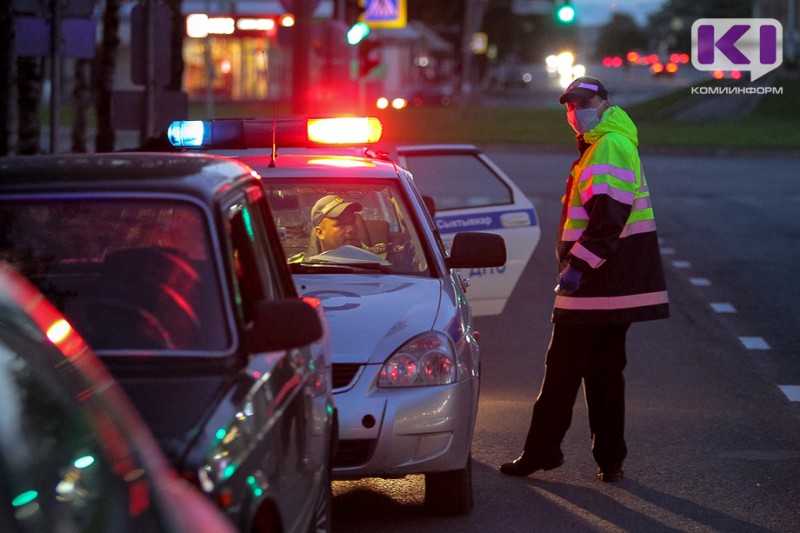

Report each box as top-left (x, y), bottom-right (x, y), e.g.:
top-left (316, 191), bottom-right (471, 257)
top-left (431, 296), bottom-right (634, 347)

top-left (182, 13), bottom-right (295, 101)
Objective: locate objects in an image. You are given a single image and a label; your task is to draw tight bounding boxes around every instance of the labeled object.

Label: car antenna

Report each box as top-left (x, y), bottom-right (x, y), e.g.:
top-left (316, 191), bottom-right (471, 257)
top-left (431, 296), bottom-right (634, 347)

top-left (269, 104), bottom-right (277, 167)
top-left (263, 48), bottom-right (278, 168)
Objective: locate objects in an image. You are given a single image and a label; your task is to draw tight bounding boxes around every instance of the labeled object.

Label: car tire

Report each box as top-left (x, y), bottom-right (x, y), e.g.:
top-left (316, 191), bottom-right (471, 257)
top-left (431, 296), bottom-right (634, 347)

top-left (308, 466), bottom-right (332, 533)
top-left (309, 429), bottom-right (335, 533)
top-left (423, 454), bottom-right (473, 516)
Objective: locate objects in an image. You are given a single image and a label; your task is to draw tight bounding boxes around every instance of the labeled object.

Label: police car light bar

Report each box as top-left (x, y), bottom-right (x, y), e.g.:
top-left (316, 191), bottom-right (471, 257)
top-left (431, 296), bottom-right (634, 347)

top-left (167, 117), bottom-right (382, 149)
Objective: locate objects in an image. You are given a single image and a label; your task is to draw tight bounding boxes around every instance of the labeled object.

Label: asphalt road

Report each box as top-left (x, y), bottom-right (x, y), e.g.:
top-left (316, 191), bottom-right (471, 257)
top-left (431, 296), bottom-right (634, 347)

top-left (332, 147), bottom-right (800, 532)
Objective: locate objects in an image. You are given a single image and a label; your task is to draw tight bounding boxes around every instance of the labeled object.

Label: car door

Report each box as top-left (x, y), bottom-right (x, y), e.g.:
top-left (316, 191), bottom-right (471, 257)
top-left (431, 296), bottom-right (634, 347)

top-left (396, 145), bottom-right (540, 316)
top-left (222, 185), bottom-right (325, 532)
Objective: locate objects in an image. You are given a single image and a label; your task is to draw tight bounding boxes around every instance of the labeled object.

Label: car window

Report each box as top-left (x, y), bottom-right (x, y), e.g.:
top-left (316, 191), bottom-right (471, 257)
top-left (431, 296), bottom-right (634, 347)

top-left (402, 153), bottom-right (513, 210)
top-left (263, 181), bottom-right (430, 275)
top-left (0, 323), bottom-right (140, 532)
top-left (0, 199), bottom-right (229, 352)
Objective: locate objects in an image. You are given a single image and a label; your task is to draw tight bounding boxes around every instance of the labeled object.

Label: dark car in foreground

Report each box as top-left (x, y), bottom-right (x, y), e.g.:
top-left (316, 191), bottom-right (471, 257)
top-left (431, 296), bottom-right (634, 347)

top-left (0, 260), bottom-right (237, 533)
top-left (0, 153), bottom-right (337, 532)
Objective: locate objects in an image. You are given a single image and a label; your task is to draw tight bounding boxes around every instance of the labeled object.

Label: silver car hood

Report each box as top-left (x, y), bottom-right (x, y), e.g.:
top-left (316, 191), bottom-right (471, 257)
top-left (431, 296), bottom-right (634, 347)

top-left (294, 274), bottom-right (443, 364)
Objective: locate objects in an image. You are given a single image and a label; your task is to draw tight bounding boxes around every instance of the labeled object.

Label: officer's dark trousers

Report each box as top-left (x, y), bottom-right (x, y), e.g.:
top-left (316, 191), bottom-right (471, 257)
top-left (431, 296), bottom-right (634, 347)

top-left (523, 322), bottom-right (630, 470)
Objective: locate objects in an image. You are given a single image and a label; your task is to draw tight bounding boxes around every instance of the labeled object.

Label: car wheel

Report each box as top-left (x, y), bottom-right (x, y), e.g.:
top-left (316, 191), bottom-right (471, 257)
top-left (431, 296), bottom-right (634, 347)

top-left (423, 454), bottom-right (473, 516)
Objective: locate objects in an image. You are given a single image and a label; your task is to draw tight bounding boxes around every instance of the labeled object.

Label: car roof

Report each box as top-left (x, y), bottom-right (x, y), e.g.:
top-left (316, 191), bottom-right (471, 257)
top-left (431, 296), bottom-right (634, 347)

top-left (0, 152), bottom-right (258, 203)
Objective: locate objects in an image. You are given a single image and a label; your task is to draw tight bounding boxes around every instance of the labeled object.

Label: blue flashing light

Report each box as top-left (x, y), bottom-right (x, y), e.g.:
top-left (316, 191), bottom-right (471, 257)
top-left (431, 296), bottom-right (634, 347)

top-left (168, 121), bottom-right (207, 147)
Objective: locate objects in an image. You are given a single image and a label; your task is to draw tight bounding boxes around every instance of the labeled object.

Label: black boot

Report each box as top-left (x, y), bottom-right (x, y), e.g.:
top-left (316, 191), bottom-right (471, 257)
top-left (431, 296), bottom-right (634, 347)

top-left (500, 452), bottom-right (564, 477)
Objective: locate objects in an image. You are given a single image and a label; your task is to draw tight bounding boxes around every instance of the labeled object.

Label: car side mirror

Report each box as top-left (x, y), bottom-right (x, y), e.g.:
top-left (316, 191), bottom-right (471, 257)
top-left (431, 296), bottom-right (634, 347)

top-left (446, 232), bottom-right (507, 269)
top-left (249, 299), bottom-right (322, 352)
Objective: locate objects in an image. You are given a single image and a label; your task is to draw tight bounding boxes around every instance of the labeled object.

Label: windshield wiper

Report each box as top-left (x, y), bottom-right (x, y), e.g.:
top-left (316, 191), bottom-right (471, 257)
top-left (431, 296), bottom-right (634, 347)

top-left (289, 261), bottom-right (393, 274)
top-left (289, 262), bottom-right (356, 273)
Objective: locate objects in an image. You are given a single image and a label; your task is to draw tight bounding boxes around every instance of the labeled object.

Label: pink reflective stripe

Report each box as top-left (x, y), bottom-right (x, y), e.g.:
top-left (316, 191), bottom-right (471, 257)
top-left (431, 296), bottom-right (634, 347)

top-left (632, 196), bottom-right (652, 211)
top-left (570, 242), bottom-right (606, 269)
top-left (620, 219), bottom-right (657, 238)
top-left (580, 163), bottom-right (637, 183)
top-left (578, 82), bottom-right (599, 91)
top-left (568, 206), bottom-right (589, 219)
top-left (561, 228), bottom-right (584, 241)
top-left (555, 291), bottom-right (669, 310)
top-left (581, 183), bottom-right (635, 205)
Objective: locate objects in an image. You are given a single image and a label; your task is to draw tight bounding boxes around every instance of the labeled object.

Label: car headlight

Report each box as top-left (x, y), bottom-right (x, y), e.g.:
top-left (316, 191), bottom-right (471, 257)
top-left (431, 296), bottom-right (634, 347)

top-left (378, 332), bottom-right (457, 387)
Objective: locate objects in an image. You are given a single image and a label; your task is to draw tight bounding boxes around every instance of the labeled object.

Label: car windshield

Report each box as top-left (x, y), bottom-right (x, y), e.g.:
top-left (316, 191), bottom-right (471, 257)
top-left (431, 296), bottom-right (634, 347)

top-left (0, 199), bottom-right (229, 352)
top-left (264, 181), bottom-right (430, 276)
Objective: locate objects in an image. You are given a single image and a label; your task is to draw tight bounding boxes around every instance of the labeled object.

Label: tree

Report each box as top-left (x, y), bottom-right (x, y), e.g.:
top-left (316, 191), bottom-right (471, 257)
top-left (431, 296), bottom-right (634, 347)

top-left (595, 13), bottom-right (648, 60)
top-left (0, 1), bottom-right (14, 155)
top-left (647, 0), bottom-right (751, 53)
top-left (71, 59), bottom-right (92, 152)
top-left (95, 0), bottom-right (121, 152)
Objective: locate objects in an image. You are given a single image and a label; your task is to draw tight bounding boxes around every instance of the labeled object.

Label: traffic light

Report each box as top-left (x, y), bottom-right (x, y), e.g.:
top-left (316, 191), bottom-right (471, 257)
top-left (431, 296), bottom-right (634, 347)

top-left (347, 21), bottom-right (370, 45)
top-left (359, 40), bottom-right (381, 77)
top-left (555, 1), bottom-right (576, 24)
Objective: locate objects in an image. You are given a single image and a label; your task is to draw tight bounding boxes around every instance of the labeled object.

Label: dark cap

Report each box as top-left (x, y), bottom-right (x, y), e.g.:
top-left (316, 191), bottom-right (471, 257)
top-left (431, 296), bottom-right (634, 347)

top-left (558, 77), bottom-right (608, 104)
top-left (311, 195), bottom-right (362, 226)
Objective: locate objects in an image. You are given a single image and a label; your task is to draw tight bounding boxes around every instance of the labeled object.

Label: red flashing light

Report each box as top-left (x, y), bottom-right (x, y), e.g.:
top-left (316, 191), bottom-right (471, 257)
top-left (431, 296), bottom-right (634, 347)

top-left (731, 70), bottom-right (742, 79)
top-left (602, 56), bottom-right (613, 67)
top-left (306, 117), bottom-right (383, 145)
top-left (612, 56), bottom-right (623, 68)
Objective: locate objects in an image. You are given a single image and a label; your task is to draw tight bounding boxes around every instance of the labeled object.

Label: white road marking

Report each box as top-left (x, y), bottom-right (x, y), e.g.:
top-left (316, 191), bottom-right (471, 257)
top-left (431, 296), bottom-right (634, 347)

top-left (779, 385), bottom-right (800, 402)
top-left (689, 277), bottom-right (711, 286)
top-left (710, 302), bottom-right (736, 313)
top-left (672, 260), bottom-right (691, 268)
top-left (739, 336), bottom-right (771, 350)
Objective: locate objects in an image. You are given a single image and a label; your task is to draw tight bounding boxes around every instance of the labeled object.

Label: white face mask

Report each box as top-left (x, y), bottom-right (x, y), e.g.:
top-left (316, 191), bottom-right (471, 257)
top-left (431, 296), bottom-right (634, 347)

top-left (567, 102), bottom-right (605, 134)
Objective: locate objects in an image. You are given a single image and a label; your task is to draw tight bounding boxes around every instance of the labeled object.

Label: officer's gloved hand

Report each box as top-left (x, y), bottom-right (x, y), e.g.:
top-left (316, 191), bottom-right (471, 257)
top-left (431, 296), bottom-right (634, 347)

top-left (556, 265), bottom-right (582, 292)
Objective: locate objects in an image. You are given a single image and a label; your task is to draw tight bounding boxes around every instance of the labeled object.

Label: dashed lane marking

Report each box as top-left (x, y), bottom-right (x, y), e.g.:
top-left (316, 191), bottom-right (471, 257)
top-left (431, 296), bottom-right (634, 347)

top-left (672, 260), bottom-right (691, 268)
top-left (779, 385), bottom-right (800, 402)
top-left (739, 336), bottom-right (771, 350)
top-left (689, 277), bottom-right (712, 286)
top-left (710, 302), bottom-right (736, 313)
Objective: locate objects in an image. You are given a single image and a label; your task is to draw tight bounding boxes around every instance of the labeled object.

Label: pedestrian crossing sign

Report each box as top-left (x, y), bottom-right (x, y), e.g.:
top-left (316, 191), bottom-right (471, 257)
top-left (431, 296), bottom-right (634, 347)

top-left (363, 0), bottom-right (406, 28)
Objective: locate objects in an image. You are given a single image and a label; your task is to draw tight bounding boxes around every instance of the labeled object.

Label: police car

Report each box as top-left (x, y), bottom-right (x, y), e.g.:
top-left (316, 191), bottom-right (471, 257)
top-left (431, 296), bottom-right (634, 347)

top-left (396, 145), bottom-right (540, 316)
top-left (0, 153), bottom-right (336, 533)
top-left (167, 116), bottom-right (507, 515)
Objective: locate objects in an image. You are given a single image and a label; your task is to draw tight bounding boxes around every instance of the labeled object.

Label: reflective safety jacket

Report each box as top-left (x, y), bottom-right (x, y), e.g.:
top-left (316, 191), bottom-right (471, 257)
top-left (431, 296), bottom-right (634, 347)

top-left (553, 106), bottom-right (669, 324)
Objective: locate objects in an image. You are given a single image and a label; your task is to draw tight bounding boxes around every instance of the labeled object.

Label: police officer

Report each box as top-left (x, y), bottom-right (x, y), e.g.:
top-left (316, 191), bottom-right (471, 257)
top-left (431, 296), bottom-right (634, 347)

top-left (500, 77), bottom-right (669, 482)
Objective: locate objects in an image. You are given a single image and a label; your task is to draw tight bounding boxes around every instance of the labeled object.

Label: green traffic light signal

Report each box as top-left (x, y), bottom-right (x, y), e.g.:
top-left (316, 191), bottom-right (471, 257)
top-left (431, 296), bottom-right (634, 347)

top-left (347, 22), bottom-right (370, 45)
top-left (555, 4), bottom-right (576, 23)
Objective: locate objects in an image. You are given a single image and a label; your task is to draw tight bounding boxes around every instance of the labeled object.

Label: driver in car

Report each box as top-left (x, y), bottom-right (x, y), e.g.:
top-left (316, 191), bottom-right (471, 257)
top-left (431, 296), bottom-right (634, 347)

top-left (289, 195), bottom-right (387, 262)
